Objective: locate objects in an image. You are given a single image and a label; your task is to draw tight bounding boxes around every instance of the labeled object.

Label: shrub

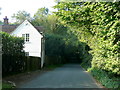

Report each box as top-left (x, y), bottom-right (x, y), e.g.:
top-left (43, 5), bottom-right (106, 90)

top-left (90, 68), bottom-right (120, 88)
top-left (1, 32), bottom-right (25, 76)
top-left (45, 34), bottom-right (66, 65)
top-left (45, 33), bottom-right (90, 65)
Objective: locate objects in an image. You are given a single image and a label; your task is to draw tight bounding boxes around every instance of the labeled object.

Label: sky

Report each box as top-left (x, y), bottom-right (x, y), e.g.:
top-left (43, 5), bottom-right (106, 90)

top-left (0, 0), bottom-right (57, 22)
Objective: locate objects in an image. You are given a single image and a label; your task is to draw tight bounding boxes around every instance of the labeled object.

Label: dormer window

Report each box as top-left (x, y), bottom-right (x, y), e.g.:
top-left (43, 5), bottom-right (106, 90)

top-left (22, 33), bottom-right (29, 42)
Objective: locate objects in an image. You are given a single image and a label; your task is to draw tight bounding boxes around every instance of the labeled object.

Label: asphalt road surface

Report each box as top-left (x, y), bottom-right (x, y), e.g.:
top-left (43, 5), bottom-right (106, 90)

top-left (19, 64), bottom-right (101, 88)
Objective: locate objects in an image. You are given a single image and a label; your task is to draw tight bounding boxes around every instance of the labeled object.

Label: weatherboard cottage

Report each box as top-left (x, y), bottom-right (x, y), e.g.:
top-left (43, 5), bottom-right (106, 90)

top-left (1, 16), bottom-right (45, 68)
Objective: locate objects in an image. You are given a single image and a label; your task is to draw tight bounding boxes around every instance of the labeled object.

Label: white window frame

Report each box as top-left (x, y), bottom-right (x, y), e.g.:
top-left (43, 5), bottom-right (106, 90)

top-left (25, 52), bottom-right (29, 56)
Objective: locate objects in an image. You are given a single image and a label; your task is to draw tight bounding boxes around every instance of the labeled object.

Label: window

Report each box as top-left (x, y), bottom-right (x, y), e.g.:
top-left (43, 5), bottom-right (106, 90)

top-left (22, 34), bottom-right (25, 38)
top-left (26, 34), bottom-right (29, 42)
top-left (22, 34), bottom-right (29, 42)
top-left (25, 52), bottom-right (29, 56)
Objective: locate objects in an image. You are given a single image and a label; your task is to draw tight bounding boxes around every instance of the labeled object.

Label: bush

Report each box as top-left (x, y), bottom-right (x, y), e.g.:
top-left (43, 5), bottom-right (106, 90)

top-left (1, 32), bottom-right (24, 55)
top-left (45, 33), bottom-right (90, 65)
top-left (45, 34), bottom-right (66, 65)
top-left (90, 68), bottom-right (120, 88)
top-left (1, 32), bottom-right (25, 76)
top-left (45, 34), bottom-right (65, 56)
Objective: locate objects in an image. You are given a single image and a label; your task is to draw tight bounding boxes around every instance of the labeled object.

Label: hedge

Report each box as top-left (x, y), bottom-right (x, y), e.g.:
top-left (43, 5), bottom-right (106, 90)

top-left (45, 34), bottom-right (66, 65)
top-left (1, 32), bottom-right (25, 76)
top-left (89, 68), bottom-right (120, 88)
top-left (45, 33), bottom-right (91, 65)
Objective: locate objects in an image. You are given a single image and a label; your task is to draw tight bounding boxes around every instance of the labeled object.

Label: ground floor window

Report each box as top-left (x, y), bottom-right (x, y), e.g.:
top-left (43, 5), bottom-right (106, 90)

top-left (25, 52), bottom-right (29, 56)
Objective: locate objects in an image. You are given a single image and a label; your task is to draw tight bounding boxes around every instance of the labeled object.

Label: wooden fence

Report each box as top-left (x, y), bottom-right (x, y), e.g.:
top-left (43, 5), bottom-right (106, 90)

top-left (2, 55), bottom-right (41, 77)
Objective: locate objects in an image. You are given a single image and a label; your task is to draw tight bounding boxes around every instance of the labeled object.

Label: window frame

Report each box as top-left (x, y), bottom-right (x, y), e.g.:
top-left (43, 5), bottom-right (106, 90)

top-left (22, 33), bottom-right (30, 42)
top-left (25, 52), bottom-right (29, 56)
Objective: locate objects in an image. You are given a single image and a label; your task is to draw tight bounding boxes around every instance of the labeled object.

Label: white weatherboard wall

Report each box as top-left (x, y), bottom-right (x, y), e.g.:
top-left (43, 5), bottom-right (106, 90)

top-left (11, 20), bottom-right (43, 57)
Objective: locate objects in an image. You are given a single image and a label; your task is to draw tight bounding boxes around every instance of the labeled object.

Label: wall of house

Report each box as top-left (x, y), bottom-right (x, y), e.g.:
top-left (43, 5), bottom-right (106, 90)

top-left (11, 20), bottom-right (43, 57)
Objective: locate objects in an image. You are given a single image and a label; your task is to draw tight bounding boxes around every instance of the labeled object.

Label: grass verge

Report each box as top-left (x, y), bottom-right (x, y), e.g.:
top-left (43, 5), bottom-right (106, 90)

top-left (2, 82), bottom-right (14, 89)
top-left (81, 63), bottom-right (120, 88)
top-left (89, 68), bottom-right (120, 88)
top-left (43, 64), bottom-right (63, 70)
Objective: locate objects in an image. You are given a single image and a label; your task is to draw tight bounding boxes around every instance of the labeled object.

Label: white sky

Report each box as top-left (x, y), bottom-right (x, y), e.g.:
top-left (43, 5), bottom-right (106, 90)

top-left (0, 0), bottom-right (57, 22)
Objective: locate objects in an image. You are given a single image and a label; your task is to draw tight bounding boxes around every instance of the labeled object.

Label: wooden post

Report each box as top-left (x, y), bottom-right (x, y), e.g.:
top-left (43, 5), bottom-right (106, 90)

top-left (41, 37), bottom-right (45, 68)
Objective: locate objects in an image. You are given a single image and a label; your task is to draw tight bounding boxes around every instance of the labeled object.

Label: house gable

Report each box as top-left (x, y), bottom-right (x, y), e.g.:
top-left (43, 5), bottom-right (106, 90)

top-left (11, 20), bottom-right (42, 37)
top-left (11, 20), bottom-right (43, 57)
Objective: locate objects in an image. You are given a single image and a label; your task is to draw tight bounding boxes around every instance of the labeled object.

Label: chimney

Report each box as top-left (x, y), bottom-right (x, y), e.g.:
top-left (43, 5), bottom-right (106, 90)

top-left (3, 16), bottom-right (9, 25)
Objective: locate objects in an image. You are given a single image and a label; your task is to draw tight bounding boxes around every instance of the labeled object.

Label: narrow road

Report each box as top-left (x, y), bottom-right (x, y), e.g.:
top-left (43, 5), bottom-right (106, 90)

top-left (19, 64), bottom-right (101, 88)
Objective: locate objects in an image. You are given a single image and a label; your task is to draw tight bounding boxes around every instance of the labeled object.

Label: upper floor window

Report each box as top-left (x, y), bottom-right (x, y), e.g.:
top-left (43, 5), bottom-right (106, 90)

top-left (22, 33), bottom-right (29, 42)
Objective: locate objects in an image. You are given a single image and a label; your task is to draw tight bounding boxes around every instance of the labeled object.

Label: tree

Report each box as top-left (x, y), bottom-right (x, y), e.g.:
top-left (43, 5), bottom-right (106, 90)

top-left (32, 7), bottom-right (67, 35)
top-left (54, 2), bottom-right (120, 75)
top-left (32, 7), bottom-right (49, 27)
top-left (32, 7), bottom-right (87, 65)
top-left (12, 10), bottom-right (31, 24)
top-left (34, 7), bottom-right (49, 19)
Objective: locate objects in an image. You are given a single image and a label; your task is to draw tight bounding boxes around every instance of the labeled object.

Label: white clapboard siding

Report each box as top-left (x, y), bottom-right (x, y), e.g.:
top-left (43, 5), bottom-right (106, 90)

top-left (11, 20), bottom-right (43, 57)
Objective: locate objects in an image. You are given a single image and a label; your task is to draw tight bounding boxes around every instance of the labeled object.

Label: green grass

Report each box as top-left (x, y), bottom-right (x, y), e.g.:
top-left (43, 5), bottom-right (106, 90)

top-left (0, 83), bottom-right (2, 90)
top-left (43, 64), bottom-right (63, 70)
top-left (81, 64), bottom-right (120, 88)
top-left (2, 82), bottom-right (13, 89)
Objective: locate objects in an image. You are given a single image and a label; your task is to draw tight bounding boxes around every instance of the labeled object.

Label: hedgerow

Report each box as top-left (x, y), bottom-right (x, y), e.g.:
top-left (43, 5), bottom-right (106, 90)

top-left (90, 68), bottom-right (120, 88)
top-left (54, 2), bottom-right (120, 88)
top-left (1, 32), bottom-right (25, 76)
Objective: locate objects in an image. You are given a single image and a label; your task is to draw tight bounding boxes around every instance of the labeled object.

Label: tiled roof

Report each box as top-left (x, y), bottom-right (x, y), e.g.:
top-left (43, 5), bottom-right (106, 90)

top-left (0, 23), bottom-right (44, 34)
top-left (0, 25), bottom-right (18, 33)
top-left (34, 26), bottom-right (44, 33)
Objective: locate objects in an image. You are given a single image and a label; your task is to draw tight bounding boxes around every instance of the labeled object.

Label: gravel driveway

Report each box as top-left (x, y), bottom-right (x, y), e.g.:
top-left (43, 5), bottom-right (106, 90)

top-left (19, 64), bottom-right (102, 88)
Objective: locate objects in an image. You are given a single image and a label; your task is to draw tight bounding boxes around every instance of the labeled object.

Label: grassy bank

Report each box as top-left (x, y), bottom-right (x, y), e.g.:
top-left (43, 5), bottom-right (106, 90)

top-left (2, 82), bottom-right (14, 89)
top-left (89, 68), bottom-right (120, 88)
top-left (43, 64), bottom-right (64, 70)
top-left (81, 64), bottom-right (120, 88)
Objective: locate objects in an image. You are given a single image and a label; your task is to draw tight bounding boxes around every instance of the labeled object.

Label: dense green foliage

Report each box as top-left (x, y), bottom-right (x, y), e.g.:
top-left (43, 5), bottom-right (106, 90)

top-left (2, 32), bottom-right (24, 55)
top-left (54, 2), bottom-right (120, 88)
top-left (89, 68), bottom-right (120, 88)
top-left (2, 82), bottom-right (14, 89)
top-left (31, 8), bottom-right (90, 65)
top-left (45, 31), bottom-right (91, 65)
top-left (54, 1), bottom-right (120, 75)
top-left (45, 34), bottom-right (64, 56)
top-left (32, 14), bottom-right (68, 35)
top-left (1, 32), bottom-right (25, 76)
